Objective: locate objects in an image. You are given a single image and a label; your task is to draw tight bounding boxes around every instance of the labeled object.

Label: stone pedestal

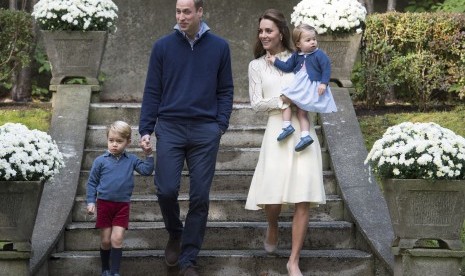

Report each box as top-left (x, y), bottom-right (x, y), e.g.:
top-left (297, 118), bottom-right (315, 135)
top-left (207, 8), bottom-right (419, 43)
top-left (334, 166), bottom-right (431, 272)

top-left (381, 179), bottom-right (465, 251)
top-left (393, 248), bottom-right (465, 276)
top-left (318, 33), bottom-right (362, 87)
top-left (42, 31), bottom-right (108, 85)
top-left (0, 181), bottom-right (45, 252)
top-left (0, 251), bottom-right (30, 276)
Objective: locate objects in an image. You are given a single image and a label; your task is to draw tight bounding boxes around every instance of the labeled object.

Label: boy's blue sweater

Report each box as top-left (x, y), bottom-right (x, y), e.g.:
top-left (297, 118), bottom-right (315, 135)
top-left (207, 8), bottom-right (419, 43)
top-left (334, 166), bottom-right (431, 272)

top-left (86, 151), bottom-right (154, 204)
top-left (139, 27), bottom-right (234, 136)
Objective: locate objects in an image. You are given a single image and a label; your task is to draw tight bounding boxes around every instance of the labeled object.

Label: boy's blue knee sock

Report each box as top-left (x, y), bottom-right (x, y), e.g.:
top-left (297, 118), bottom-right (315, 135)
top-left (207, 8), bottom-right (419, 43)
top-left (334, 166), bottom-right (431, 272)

top-left (100, 248), bottom-right (110, 272)
top-left (110, 247), bottom-right (123, 274)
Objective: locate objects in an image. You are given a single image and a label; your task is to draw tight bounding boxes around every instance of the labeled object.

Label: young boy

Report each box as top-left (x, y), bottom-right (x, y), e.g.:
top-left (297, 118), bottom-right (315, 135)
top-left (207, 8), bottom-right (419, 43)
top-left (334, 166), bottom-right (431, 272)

top-left (86, 121), bottom-right (154, 276)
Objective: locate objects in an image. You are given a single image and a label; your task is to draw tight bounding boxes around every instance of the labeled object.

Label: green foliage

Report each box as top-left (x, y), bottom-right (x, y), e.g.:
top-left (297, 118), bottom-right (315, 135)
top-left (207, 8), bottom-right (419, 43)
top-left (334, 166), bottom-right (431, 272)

top-left (31, 45), bottom-right (53, 101)
top-left (434, 0), bottom-right (465, 12)
top-left (404, 0), bottom-right (442, 12)
top-left (355, 12), bottom-right (465, 110)
top-left (31, 84), bottom-right (51, 101)
top-left (34, 46), bottom-right (51, 74)
top-left (0, 9), bottom-right (34, 82)
top-left (407, 0), bottom-right (465, 12)
top-left (62, 72), bottom-right (107, 85)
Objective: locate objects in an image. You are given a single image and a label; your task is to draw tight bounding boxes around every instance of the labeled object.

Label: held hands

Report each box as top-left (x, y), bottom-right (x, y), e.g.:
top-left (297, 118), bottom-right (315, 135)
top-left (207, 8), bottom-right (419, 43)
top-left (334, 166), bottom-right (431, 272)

top-left (139, 134), bottom-right (153, 155)
top-left (318, 83), bottom-right (327, 96)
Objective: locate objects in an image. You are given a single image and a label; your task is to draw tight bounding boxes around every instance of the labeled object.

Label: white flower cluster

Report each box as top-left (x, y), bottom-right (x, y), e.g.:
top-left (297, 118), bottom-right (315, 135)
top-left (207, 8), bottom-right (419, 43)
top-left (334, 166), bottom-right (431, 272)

top-left (32, 0), bottom-right (118, 32)
top-left (0, 123), bottom-right (64, 181)
top-left (290, 0), bottom-right (367, 35)
top-left (365, 122), bottom-right (465, 180)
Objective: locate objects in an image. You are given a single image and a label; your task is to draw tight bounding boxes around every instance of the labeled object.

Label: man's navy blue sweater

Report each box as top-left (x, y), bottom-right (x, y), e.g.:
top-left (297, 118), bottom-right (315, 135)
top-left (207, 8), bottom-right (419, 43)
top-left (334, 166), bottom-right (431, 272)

top-left (139, 29), bottom-right (234, 136)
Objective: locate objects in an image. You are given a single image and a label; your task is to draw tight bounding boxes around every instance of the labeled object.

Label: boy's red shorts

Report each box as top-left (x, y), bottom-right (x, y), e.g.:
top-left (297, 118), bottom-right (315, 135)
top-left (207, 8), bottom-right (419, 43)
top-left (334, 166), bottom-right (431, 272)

top-left (96, 199), bottom-right (130, 229)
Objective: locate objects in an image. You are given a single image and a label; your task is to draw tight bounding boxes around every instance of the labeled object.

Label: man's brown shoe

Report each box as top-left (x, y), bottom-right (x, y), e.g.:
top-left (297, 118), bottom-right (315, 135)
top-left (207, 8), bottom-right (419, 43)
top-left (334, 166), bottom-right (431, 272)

top-left (179, 266), bottom-right (199, 276)
top-left (165, 237), bottom-right (181, 266)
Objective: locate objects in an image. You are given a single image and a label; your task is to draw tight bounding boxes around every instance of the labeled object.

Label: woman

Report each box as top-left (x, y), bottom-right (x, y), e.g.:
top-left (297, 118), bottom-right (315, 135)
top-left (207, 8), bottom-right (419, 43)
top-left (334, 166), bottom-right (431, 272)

top-left (245, 9), bottom-right (326, 276)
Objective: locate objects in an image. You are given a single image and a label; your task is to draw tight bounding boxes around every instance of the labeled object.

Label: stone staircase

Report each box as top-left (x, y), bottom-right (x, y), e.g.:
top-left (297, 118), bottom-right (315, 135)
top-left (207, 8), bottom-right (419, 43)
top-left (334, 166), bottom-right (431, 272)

top-left (47, 102), bottom-right (376, 275)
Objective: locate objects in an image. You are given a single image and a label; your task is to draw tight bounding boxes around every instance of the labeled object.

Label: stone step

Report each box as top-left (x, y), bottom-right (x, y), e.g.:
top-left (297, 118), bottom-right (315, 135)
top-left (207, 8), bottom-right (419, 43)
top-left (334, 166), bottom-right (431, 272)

top-left (88, 103), bottom-right (273, 126)
top-left (76, 170), bottom-right (338, 196)
top-left (72, 194), bottom-right (344, 223)
top-left (64, 221), bottom-right (354, 251)
top-left (85, 124), bottom-right (324, 148)
top-left (49, 249), bottom-right (373, 276)
top-left (82, 147), bottom-right (331, 172)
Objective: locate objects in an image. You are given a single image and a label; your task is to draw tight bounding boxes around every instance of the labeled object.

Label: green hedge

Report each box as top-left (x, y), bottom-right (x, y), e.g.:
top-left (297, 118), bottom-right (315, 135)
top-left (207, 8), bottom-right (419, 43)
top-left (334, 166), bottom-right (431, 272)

top-left (352, 12), bottom-right (465, 110)
top-left (0, 9), bottom-right (34, 83)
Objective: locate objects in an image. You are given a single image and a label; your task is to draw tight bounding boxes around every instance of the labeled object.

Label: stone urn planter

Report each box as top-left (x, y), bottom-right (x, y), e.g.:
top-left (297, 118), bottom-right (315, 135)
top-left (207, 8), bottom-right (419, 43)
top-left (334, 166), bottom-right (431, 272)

top-left (41, 30), bottom-right (108, 85)
top-left (317, 33), bottom-right (362, 88)
top-left (381, 178), bottom-right (465, 251)
top-left (0, 181), bottom-right (45, 252)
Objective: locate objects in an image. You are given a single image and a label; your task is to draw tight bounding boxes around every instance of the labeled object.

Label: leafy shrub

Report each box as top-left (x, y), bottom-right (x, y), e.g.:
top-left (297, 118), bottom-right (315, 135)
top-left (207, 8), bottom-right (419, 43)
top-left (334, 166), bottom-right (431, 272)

top-left (0, 9), bottom-right (33, 83)
top-left (355, 12), bottom-right (465, 110)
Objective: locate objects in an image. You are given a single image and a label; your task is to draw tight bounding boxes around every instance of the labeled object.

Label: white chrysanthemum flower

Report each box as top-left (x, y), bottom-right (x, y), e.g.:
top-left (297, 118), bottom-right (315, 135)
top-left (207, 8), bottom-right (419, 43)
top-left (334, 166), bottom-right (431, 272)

top-left (365, 122), bottom-right (465, 180)
top-left (0, 123), bottom-right (64, 181)
top-left (32, 0), bottom-right (118, 32)
top-left (290, 0), bottom-right (366, 35)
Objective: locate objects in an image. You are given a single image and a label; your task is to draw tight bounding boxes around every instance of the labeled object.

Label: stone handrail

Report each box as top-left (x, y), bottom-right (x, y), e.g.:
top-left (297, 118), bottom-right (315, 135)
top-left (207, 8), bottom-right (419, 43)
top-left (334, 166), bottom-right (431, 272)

top-left (320, 87), bottom-right (395, 272)
top-left (30, 85), bottom-right (95, 275)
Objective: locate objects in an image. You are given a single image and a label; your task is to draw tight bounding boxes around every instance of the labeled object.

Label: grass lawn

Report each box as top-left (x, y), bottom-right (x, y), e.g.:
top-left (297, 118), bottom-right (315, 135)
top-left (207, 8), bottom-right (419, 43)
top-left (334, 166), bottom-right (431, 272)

top-left (0, 104), bottom-right (52, 131)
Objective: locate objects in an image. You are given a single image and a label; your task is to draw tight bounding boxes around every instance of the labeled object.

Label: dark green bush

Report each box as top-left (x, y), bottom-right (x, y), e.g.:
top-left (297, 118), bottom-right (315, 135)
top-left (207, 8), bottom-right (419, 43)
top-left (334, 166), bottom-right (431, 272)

top-left (354, 12), bottom-right (465, 110)
top-left (0, 9), bottom-right (33, 84)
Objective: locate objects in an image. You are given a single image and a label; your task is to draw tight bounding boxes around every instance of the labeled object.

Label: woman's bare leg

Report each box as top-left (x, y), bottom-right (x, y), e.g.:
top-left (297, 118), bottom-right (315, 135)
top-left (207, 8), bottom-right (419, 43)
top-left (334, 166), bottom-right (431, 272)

top-left (287, 202), bottom-right (310, 276)
top-left (264, 204), bottom-right (282, 249)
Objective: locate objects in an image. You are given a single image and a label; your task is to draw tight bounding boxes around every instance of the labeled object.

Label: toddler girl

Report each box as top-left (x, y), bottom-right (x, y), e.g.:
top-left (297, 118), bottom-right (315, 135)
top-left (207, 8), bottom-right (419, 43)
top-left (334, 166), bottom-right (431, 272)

top-left (267, 24), bottom-right (337, 152)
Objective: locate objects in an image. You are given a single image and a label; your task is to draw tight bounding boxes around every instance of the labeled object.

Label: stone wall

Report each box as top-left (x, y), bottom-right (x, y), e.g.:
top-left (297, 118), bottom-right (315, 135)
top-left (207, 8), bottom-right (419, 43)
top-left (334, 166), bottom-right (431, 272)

top-left (100, 0), bottom-right (299, 102)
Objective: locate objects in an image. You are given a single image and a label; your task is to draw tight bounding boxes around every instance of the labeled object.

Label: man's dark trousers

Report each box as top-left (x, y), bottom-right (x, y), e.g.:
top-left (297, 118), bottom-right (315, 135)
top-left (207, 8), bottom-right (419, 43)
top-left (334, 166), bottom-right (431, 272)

top-left (154, 119), bottom-right (221, 268)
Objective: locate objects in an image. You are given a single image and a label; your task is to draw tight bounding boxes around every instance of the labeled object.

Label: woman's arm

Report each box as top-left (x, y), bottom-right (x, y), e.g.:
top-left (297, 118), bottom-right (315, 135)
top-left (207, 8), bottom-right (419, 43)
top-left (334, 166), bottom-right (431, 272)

top-left (248, 60), bottom-right (287, 112)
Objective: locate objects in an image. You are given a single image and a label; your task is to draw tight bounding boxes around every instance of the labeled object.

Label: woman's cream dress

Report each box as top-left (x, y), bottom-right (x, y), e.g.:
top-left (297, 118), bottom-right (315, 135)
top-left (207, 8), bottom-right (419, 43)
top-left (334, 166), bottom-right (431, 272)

top-left (245, 51), bottom-right (326, 210)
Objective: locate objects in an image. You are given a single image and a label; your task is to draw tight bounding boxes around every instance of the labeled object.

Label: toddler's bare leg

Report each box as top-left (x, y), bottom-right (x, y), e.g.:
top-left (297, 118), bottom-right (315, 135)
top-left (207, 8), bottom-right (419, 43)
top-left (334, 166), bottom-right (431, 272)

top-left (282, 106), bottom-right (292, 122)
top-left (296, 108), bottom-right (310, 132)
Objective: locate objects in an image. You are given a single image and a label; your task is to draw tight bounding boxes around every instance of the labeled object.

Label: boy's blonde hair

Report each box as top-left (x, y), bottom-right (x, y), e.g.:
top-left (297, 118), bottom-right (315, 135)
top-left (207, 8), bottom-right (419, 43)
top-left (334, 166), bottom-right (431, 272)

top-left (107, 121), bottom-right (132, 140)
top-left (292, 24), bottom-right (317, 51)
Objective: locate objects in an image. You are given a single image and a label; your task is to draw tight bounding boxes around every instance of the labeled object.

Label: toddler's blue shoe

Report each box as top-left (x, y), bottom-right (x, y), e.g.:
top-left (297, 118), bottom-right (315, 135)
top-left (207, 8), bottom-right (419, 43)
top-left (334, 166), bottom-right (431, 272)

top-left (101, 271), bottom-right (111, 276)
top-left (277, 125), bottom-right (295, 141)
top-left (295, 135), bottom-right (314, 152)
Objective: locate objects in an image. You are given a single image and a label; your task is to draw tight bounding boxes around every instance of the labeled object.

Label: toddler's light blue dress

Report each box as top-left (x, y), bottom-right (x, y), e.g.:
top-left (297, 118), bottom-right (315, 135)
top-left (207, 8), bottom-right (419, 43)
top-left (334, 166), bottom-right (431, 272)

top-left (282, 60), bottom-right (337, 113)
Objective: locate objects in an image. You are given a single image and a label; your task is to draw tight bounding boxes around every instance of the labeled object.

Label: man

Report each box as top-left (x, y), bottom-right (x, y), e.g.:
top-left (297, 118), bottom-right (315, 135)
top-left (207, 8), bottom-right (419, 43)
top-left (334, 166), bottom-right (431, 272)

top-left (139, 0), bottom-right (234, 275)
